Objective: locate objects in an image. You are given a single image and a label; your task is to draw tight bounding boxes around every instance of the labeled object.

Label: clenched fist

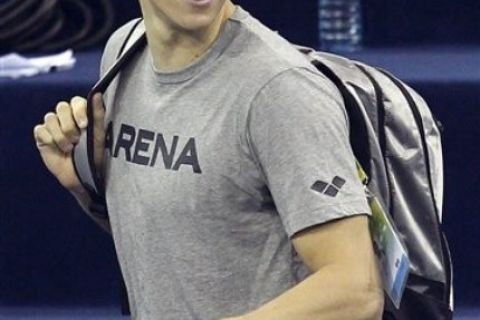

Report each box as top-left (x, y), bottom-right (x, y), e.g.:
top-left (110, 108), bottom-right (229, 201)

top-left (33, 94), bottom-right (106, 192)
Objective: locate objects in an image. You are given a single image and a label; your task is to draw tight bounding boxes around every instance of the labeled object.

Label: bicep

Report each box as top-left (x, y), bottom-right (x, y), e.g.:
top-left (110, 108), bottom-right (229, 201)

top-left (292, 215), bottom-right (384, 319)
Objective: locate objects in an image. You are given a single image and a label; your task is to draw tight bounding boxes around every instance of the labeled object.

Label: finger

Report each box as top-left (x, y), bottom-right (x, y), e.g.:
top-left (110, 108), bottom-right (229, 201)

top-left (71, 96), bottom-right (88, 129)
top-left (44, 112), bottom-right (73, 153)
top-left (33, 124), bottom-right (54, 147)
top-left (56, 101), bottom-right (80, 143)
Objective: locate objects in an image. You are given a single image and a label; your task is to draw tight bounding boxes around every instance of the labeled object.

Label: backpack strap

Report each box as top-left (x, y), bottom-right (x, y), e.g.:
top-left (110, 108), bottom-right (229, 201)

top-left (72, 19), bottom-right (147, 220)
top-left (116, 18), bottom-right (145, 59)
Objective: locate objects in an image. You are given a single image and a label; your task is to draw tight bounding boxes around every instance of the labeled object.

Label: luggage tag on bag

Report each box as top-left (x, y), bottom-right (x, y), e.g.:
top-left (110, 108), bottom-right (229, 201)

top-left (367, 191), bottom-right (410, 309)
top-left (356, 163), bottom-right (410, 309)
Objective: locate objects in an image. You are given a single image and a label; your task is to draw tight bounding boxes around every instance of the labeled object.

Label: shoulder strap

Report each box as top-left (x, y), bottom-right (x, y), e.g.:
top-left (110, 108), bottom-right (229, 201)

top-left (116, 18), bottom-right (145, 59)
top-left (72, 19), bottom-right (147, 221)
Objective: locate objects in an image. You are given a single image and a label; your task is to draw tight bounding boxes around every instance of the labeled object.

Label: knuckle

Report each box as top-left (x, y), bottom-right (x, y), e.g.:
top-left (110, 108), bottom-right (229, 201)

top-left (75, 108), bottom-right (87, 120)
top-left (44, 112), bottom-right (57, 123)
top-left (94, 108), bottom-right (105, 119)
top-left (73, 108), bottom-right (88, 128)
top-left (56, 135), bottom-right (70, 147)
top-left (35, 123), bottom-right (46, 131)
top-left (71, 96), bottom-right (87, 106)
top-left (55, 101), bottom-right (70, 114)
top-left (33, 125), bottom-right (43, 137)
top-left (64, 126), bottom-right (79, 139)
top-left (72, 98), bottom-right (86, 111)
top-left (71, 97), bottom-right (87, 115)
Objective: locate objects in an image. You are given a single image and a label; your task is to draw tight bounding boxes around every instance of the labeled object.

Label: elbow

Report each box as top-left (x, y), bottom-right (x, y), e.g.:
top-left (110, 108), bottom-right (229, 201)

top-left (358, 289), bottom-right (384, 320)
top-left (347, 286), bottom-right (384, 320)
top-left (326, 273), bottom-right (384, 320)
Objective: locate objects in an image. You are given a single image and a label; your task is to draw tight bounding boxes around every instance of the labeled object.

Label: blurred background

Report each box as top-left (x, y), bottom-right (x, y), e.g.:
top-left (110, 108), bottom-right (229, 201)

top-left (2, 0), bottom-right (480, 53)
top-left (1, 0), bottom-right (479, 318)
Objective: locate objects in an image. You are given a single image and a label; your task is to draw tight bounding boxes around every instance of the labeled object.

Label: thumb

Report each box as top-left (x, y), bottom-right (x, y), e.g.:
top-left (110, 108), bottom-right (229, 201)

top-left (92, 93), bottom-right (106, 169)
top-left (93, 93), bottom-right (106, 136)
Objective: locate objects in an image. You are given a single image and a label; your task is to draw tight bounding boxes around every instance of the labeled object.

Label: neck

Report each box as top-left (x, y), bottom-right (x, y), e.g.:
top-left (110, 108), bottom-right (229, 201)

top-left (141, 1), bottom-right (236, 72)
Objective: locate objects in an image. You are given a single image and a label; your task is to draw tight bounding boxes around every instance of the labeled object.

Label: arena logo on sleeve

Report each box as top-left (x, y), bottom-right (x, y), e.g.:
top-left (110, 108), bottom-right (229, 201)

top-left (105, 120), bottom-right (202, 174)
top-left (311, 176), bottom-right (346, 197)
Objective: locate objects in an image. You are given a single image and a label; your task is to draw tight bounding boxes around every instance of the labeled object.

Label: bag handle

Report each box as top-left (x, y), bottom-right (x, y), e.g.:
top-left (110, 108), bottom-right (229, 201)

top-left (71, 19), bottom-right (147, 218)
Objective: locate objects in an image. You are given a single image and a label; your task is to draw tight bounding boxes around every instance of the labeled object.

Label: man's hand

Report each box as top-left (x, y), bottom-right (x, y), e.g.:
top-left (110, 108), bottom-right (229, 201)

top-left (33, 94), bottom-right (106, 192)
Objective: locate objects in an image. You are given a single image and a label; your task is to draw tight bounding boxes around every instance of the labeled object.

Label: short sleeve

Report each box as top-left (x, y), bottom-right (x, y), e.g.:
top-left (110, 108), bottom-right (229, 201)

top-left (99, 19), bottom-right (141, 78)
top-left (247, 67), bottom-right (371, 238)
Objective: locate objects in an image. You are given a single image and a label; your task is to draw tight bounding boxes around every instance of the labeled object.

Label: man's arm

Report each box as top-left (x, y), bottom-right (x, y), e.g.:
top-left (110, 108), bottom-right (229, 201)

top-left (224, 215), bottom-right (383, 320)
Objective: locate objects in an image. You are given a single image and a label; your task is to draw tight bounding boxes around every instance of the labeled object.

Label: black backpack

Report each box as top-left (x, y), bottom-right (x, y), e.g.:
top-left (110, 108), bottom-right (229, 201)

top-left (72, 20), bottom-right (453, 319)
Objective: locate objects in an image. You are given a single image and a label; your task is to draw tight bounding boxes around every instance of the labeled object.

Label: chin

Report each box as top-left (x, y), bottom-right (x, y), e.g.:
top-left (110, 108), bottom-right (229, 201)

top-left (142, 0), bottom-right (230, 32)
top-left (178, 13), bottom-right (219, 31)
top-left (177, 1), bottom-right (227, 30)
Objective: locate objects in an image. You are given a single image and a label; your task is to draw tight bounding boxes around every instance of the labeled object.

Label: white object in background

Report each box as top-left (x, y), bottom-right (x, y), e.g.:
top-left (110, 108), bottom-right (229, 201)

top-left (0, 50), bottom-right (76, 79)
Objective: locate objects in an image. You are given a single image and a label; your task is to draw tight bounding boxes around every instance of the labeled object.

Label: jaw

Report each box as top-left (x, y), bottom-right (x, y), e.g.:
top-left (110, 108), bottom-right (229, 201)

top-left (138, 0), bottom-right (235, 70)
top-left (139, 0), bottom-right (235, 33)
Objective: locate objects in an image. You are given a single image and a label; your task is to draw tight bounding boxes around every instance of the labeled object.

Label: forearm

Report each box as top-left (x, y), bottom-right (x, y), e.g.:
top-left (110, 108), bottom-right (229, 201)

top-left (70, 187), bottom-right (111, 233)
top-left (238, 264), bottom-right (383, 320)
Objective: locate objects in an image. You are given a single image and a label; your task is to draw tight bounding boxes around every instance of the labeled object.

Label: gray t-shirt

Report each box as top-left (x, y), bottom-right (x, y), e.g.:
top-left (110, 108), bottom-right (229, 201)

top-left (100, 6), bottom-right (370, 320)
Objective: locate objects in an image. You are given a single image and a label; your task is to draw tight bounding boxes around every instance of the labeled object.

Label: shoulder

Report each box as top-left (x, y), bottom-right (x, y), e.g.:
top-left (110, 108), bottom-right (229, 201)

top-left (100, 18), bottom-right (143, 76)
top-left (229, 7), bottom-right (319, 81)
top-left (249, 67), bottom-right (348, 134)
top-left (257, 67), bottom-right (343, 108)
top-left (229, 8), bottom-right (343, 111)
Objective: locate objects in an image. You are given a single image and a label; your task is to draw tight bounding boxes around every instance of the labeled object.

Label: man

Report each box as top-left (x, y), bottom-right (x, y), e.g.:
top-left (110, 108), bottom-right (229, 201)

top-left (33, 0), bottom-right (384, 319)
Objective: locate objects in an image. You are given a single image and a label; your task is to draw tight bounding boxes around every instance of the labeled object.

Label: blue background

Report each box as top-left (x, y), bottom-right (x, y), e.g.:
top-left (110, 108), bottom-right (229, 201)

top-left (1, 0), bottom-right (479, 318)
